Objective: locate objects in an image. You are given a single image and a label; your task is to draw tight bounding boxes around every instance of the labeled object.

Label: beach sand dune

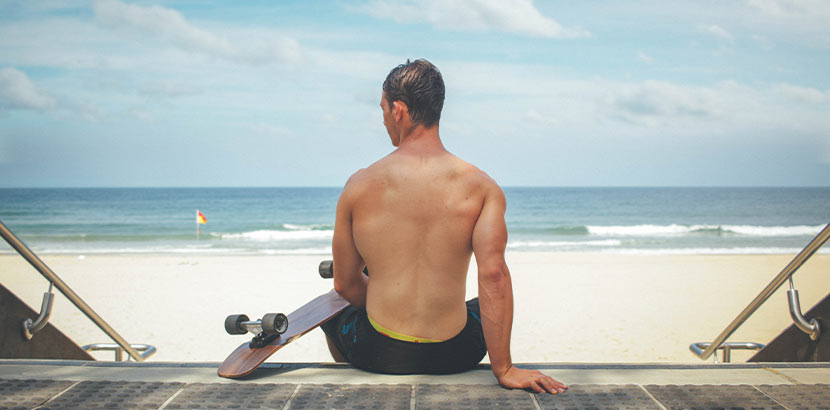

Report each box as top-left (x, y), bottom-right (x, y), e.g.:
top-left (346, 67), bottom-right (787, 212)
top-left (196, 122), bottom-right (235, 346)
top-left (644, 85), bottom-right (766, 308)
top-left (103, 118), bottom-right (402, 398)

top-left (2, 253), bottom-right (828, 364)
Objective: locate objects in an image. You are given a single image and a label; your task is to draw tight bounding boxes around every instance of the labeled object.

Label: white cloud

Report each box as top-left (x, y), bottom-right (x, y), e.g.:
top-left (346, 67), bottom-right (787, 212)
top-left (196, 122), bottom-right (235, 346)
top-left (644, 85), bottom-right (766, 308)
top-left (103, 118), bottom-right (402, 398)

top-left (637, 51), bottom-right (655, 63)
top-left (0, 18), bottom-right (136, 70)
top-left (139, 81), bottom-right (201, 98)
top-left (699, 24), bottom-right (734, 42)
top-left (524, 110), bottom-right (559, 126)
top-left (129, 108), bottom-right (155, 123)
top-left (773, 83), bottom-right (828, 104)
top-left (0, 67), bottom-right (55, 110)
top-left (751, 34), bottom-right (774, 50)
top-left (243, 122), bottom-right (295, 139)
top-left (606, 80), bottom-right (721, 127)
top-left (442, 62), bottom-right (747, 134)
top-left (77, 101), bottom-right (105, 122)
top-left (746, 0), bottom-right (830, 18)
top-left (744, 0), bottom-right (830, 47)
top-left (441, 62), bottom-right (767, 139)
top-left (363, 0), bottom-right (590, 38)
top-left (93, 0), bottom-right (302, 65)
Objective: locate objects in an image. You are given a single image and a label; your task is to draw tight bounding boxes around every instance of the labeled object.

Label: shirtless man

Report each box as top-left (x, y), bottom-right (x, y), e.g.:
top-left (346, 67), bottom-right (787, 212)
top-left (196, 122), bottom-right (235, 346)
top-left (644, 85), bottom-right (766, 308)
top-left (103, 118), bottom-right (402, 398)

top-left (321, 59), bottom-right (567, 394)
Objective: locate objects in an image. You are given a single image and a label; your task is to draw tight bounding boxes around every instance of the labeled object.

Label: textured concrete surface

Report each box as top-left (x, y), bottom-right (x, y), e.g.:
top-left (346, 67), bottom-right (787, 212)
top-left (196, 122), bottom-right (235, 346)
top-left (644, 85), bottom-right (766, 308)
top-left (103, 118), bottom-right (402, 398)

top-left (1, 360), bottom-right (829, 409)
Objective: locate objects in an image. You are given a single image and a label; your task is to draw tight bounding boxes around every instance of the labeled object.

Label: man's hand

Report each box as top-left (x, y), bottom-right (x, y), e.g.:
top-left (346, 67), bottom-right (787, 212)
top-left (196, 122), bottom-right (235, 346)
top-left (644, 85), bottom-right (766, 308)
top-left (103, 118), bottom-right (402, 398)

top-left (497, 366), bottom-right (568, 394)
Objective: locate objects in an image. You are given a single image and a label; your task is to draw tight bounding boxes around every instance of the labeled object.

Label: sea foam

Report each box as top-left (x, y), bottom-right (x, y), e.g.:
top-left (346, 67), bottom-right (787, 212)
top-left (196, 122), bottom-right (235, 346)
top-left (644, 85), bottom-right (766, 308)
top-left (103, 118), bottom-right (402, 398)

top-left (607, 247), bottom-right (830, 255)
top-left (586, 224), bottom-right (824, 237)
top-left (220, 229), bottom-right (333, 241)
top-left (507, 239), bottom-right (622, 248)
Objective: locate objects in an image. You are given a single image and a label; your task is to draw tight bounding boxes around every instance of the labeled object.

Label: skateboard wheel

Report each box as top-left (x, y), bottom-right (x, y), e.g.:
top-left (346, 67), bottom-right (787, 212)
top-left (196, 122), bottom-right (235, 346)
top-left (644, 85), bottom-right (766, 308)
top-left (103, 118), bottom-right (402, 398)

top-left (319, 260), bottom-right (333, 279)
top-left (225, 314), bottom-right (249, 335)
top-left (262, 313), bottom-right (288, 335)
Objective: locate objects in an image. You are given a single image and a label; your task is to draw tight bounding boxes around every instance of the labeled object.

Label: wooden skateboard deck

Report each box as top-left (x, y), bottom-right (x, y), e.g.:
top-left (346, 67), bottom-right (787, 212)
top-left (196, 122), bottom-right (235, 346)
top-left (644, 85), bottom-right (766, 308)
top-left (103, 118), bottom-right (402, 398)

top-left (218, 288), bottom-right (350, 378)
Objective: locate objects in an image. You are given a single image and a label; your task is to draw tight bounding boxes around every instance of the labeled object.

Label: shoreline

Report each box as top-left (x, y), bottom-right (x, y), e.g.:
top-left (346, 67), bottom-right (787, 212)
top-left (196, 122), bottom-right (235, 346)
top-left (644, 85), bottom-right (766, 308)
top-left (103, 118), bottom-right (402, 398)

top-left (2, 252), bottom-right (829, 364)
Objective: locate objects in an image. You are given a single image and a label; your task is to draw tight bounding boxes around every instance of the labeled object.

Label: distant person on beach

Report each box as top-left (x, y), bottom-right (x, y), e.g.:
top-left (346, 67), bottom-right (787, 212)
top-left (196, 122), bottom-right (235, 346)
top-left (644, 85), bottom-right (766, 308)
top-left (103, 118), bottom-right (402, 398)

top-left (321, 59), bottom-right (567, 394)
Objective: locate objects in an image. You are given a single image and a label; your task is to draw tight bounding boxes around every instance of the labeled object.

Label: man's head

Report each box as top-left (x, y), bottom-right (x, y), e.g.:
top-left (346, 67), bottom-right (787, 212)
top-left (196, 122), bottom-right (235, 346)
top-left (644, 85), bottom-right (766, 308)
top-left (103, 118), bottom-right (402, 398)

top-left (382, 59), bottom-right (445, 128)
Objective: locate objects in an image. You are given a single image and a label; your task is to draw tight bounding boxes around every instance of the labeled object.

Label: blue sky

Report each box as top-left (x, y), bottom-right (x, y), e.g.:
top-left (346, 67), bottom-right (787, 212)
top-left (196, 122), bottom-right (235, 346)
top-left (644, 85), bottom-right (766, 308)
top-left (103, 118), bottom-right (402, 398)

top-left (0, 0), bottom-right (828, 187)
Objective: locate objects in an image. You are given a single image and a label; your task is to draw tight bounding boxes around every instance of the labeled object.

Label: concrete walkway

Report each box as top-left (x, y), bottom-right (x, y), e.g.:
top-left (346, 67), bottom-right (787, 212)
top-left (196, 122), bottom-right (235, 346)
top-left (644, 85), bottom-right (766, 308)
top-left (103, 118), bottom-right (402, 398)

top-left (1, 360), bottom-right (829, 409)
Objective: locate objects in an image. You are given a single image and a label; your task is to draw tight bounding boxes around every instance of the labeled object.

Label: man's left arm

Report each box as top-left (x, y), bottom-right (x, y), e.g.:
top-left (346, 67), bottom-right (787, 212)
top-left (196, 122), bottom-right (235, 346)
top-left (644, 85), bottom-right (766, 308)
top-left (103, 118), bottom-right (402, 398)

top-left (332, 176), bottom-right (368, 307)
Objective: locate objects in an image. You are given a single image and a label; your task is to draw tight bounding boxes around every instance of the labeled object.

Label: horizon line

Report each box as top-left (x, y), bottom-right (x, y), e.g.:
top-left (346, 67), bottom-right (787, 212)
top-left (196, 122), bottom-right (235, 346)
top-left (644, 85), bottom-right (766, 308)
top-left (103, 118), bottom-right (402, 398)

top-left (1, 185), bottom-right (829, 189)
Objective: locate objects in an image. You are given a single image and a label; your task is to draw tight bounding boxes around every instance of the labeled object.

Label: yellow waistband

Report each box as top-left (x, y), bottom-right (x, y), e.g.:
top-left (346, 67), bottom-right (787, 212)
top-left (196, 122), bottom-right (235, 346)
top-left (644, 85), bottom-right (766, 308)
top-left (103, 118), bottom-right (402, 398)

top-left (368, 316), bottom-right (444, 343)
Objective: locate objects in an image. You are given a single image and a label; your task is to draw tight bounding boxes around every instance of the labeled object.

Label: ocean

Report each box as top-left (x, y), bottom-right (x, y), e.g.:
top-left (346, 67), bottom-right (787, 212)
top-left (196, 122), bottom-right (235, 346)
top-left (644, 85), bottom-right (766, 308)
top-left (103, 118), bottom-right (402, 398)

top-left (0, 187), bottom-right (828, 256)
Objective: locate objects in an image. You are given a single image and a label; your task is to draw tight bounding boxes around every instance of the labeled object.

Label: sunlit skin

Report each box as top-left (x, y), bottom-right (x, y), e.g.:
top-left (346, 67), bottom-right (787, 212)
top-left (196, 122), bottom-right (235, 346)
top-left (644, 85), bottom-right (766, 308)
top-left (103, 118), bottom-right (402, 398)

top-left (380, 93), bottom-right (405, 147)
top-left (327, 91), bottom-right (567, 394)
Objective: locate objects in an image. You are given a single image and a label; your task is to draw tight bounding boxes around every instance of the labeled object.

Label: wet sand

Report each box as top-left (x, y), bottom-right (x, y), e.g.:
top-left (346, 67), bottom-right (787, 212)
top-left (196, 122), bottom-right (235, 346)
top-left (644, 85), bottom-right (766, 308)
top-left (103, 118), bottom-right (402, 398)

top-left (2, 253), bottom-right (828, 364)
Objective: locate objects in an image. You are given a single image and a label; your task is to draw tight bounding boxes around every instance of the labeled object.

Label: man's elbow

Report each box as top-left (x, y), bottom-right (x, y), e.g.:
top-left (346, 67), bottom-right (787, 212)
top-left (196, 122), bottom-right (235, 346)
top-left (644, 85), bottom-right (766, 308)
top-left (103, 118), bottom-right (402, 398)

top-left (478, 264), bottom-right (509, 287)
top-left (333, 277), bottom-right (350, 297)
top-left (333, 276), bottom-right (361, 303)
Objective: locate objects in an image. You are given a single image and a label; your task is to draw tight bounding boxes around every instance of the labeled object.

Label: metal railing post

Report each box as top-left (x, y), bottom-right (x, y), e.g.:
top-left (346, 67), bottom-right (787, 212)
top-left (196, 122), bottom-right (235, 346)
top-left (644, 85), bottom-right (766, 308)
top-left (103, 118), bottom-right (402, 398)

top-left (689, 342), bottom-right (765, 363)
top-left (22, 283), bottom-right (55, 340)
top-left (81, 343), bottom-right (156, 361)
top-left (787, 277), bottom-right (821, 340)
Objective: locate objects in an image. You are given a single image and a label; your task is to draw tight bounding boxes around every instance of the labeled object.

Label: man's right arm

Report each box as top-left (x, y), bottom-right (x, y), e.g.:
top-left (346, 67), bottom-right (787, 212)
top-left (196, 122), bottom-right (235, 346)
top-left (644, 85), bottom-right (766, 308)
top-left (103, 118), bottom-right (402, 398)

top-left (472, 183), bottom-right (567, 394)
top-left (332, 173), bottom-right (368, 307)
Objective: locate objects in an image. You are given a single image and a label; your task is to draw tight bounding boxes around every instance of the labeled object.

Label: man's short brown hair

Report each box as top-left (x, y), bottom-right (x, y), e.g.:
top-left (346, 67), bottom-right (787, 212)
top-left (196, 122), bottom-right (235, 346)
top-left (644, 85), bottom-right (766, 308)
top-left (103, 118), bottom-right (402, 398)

top-left (382, 59), bottom-right (445, 127)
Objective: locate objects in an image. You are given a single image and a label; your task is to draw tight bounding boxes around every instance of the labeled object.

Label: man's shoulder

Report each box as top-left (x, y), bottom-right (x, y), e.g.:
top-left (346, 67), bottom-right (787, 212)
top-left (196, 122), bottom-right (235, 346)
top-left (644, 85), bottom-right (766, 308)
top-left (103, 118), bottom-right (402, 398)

top-left (449, 156), bottom-right (502, 193)
top-left (341, 160), bottom-right (389, 197)
top-left (342, 167), bottom-right (372, 194)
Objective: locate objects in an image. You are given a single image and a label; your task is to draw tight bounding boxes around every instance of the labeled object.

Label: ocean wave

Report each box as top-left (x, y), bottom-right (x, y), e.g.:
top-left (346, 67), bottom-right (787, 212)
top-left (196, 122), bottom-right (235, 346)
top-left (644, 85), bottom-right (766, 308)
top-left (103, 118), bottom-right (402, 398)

top-left (0, 244), bottom-right (331, 255)
top-left (259, 247), bottom-right (332, 255)
top-left (606, 247), bottom-right (829, 255)
top-left (282, 223), bottom-right (334, 231)
top-left (21, 233), bottom-right (196, 242)
top-left (0, 246), bottom-right (235, 255)
top-left (586, 224), bottom-right (824, 237)
top-left (548, 226), bottom-right (590, 235)
top-left (507, 239), bottom-right (622, 248)
top-left (719, 225), bottom-right (825, 236)
top-left (219, 229), bottom-right (333, 242)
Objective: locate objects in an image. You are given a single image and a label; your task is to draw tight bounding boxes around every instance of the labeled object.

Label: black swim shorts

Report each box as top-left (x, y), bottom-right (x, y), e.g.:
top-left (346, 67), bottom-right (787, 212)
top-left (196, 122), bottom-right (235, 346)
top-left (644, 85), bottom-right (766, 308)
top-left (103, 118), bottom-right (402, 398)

top-left (320, 299), bottom-right (487, 374)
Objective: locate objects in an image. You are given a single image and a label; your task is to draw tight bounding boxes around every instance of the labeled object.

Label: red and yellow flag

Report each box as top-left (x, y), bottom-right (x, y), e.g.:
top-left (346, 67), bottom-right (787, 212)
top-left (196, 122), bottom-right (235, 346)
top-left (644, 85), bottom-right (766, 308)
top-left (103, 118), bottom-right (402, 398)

top-left (196, 210), bottom-right (207, 224)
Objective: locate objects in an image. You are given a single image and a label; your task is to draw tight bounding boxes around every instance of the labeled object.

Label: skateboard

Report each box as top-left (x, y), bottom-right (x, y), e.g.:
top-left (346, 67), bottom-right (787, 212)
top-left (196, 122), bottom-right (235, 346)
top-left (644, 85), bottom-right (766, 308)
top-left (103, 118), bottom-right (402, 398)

top-left (217, 260), bottom-right (349, 378)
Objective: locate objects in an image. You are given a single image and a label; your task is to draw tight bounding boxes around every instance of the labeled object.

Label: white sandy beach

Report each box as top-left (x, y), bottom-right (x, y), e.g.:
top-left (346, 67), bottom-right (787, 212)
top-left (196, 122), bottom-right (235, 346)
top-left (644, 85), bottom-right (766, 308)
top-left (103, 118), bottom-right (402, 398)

top-left (1, 253), bottom-right (828, 364)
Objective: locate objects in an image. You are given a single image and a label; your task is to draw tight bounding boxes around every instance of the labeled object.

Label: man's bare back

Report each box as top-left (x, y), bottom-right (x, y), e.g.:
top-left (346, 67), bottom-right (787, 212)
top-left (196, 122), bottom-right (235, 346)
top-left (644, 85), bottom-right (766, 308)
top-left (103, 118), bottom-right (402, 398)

top-left (346, 143), bottom-right (495, 340)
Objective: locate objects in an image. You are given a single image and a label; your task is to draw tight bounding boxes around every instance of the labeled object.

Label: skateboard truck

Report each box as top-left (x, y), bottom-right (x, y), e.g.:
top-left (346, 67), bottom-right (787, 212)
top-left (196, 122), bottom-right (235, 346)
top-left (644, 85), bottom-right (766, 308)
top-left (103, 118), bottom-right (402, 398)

top-left (224, 313), bottom-right (288, 348)
top-left (318, 259), bottom-right (368, 278)
top-left (318, 260), bottom-right (334, 278)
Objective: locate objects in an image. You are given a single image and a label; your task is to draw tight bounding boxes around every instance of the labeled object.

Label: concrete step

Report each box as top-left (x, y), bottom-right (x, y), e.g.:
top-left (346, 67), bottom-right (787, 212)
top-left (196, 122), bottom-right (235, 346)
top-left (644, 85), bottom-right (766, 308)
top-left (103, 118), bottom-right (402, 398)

top-left (2, 360), bottom-right (829, 409)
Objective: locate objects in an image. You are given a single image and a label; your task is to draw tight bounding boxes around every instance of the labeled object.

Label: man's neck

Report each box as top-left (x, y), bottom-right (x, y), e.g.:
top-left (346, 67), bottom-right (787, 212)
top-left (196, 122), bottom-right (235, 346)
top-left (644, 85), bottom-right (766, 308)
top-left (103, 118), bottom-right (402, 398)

top-left (396, 125), bottom-right (445, 154)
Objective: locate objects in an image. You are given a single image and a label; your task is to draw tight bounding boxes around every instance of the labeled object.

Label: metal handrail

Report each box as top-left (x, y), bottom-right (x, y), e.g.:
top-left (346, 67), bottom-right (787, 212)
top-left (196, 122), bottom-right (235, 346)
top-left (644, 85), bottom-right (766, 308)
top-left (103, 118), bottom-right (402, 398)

top-left (787, 277), bottom-right (821, 340)
top-left (82, 343), bottom-right (157, 361)
top-left (0, 220), bottom-right (152, 361)
top-left (22, 282), bottom-right (55, 340)
top-left (690, 342), bottom-right (765, 363)
top-left (690, 223), bottom-right (830, 361)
